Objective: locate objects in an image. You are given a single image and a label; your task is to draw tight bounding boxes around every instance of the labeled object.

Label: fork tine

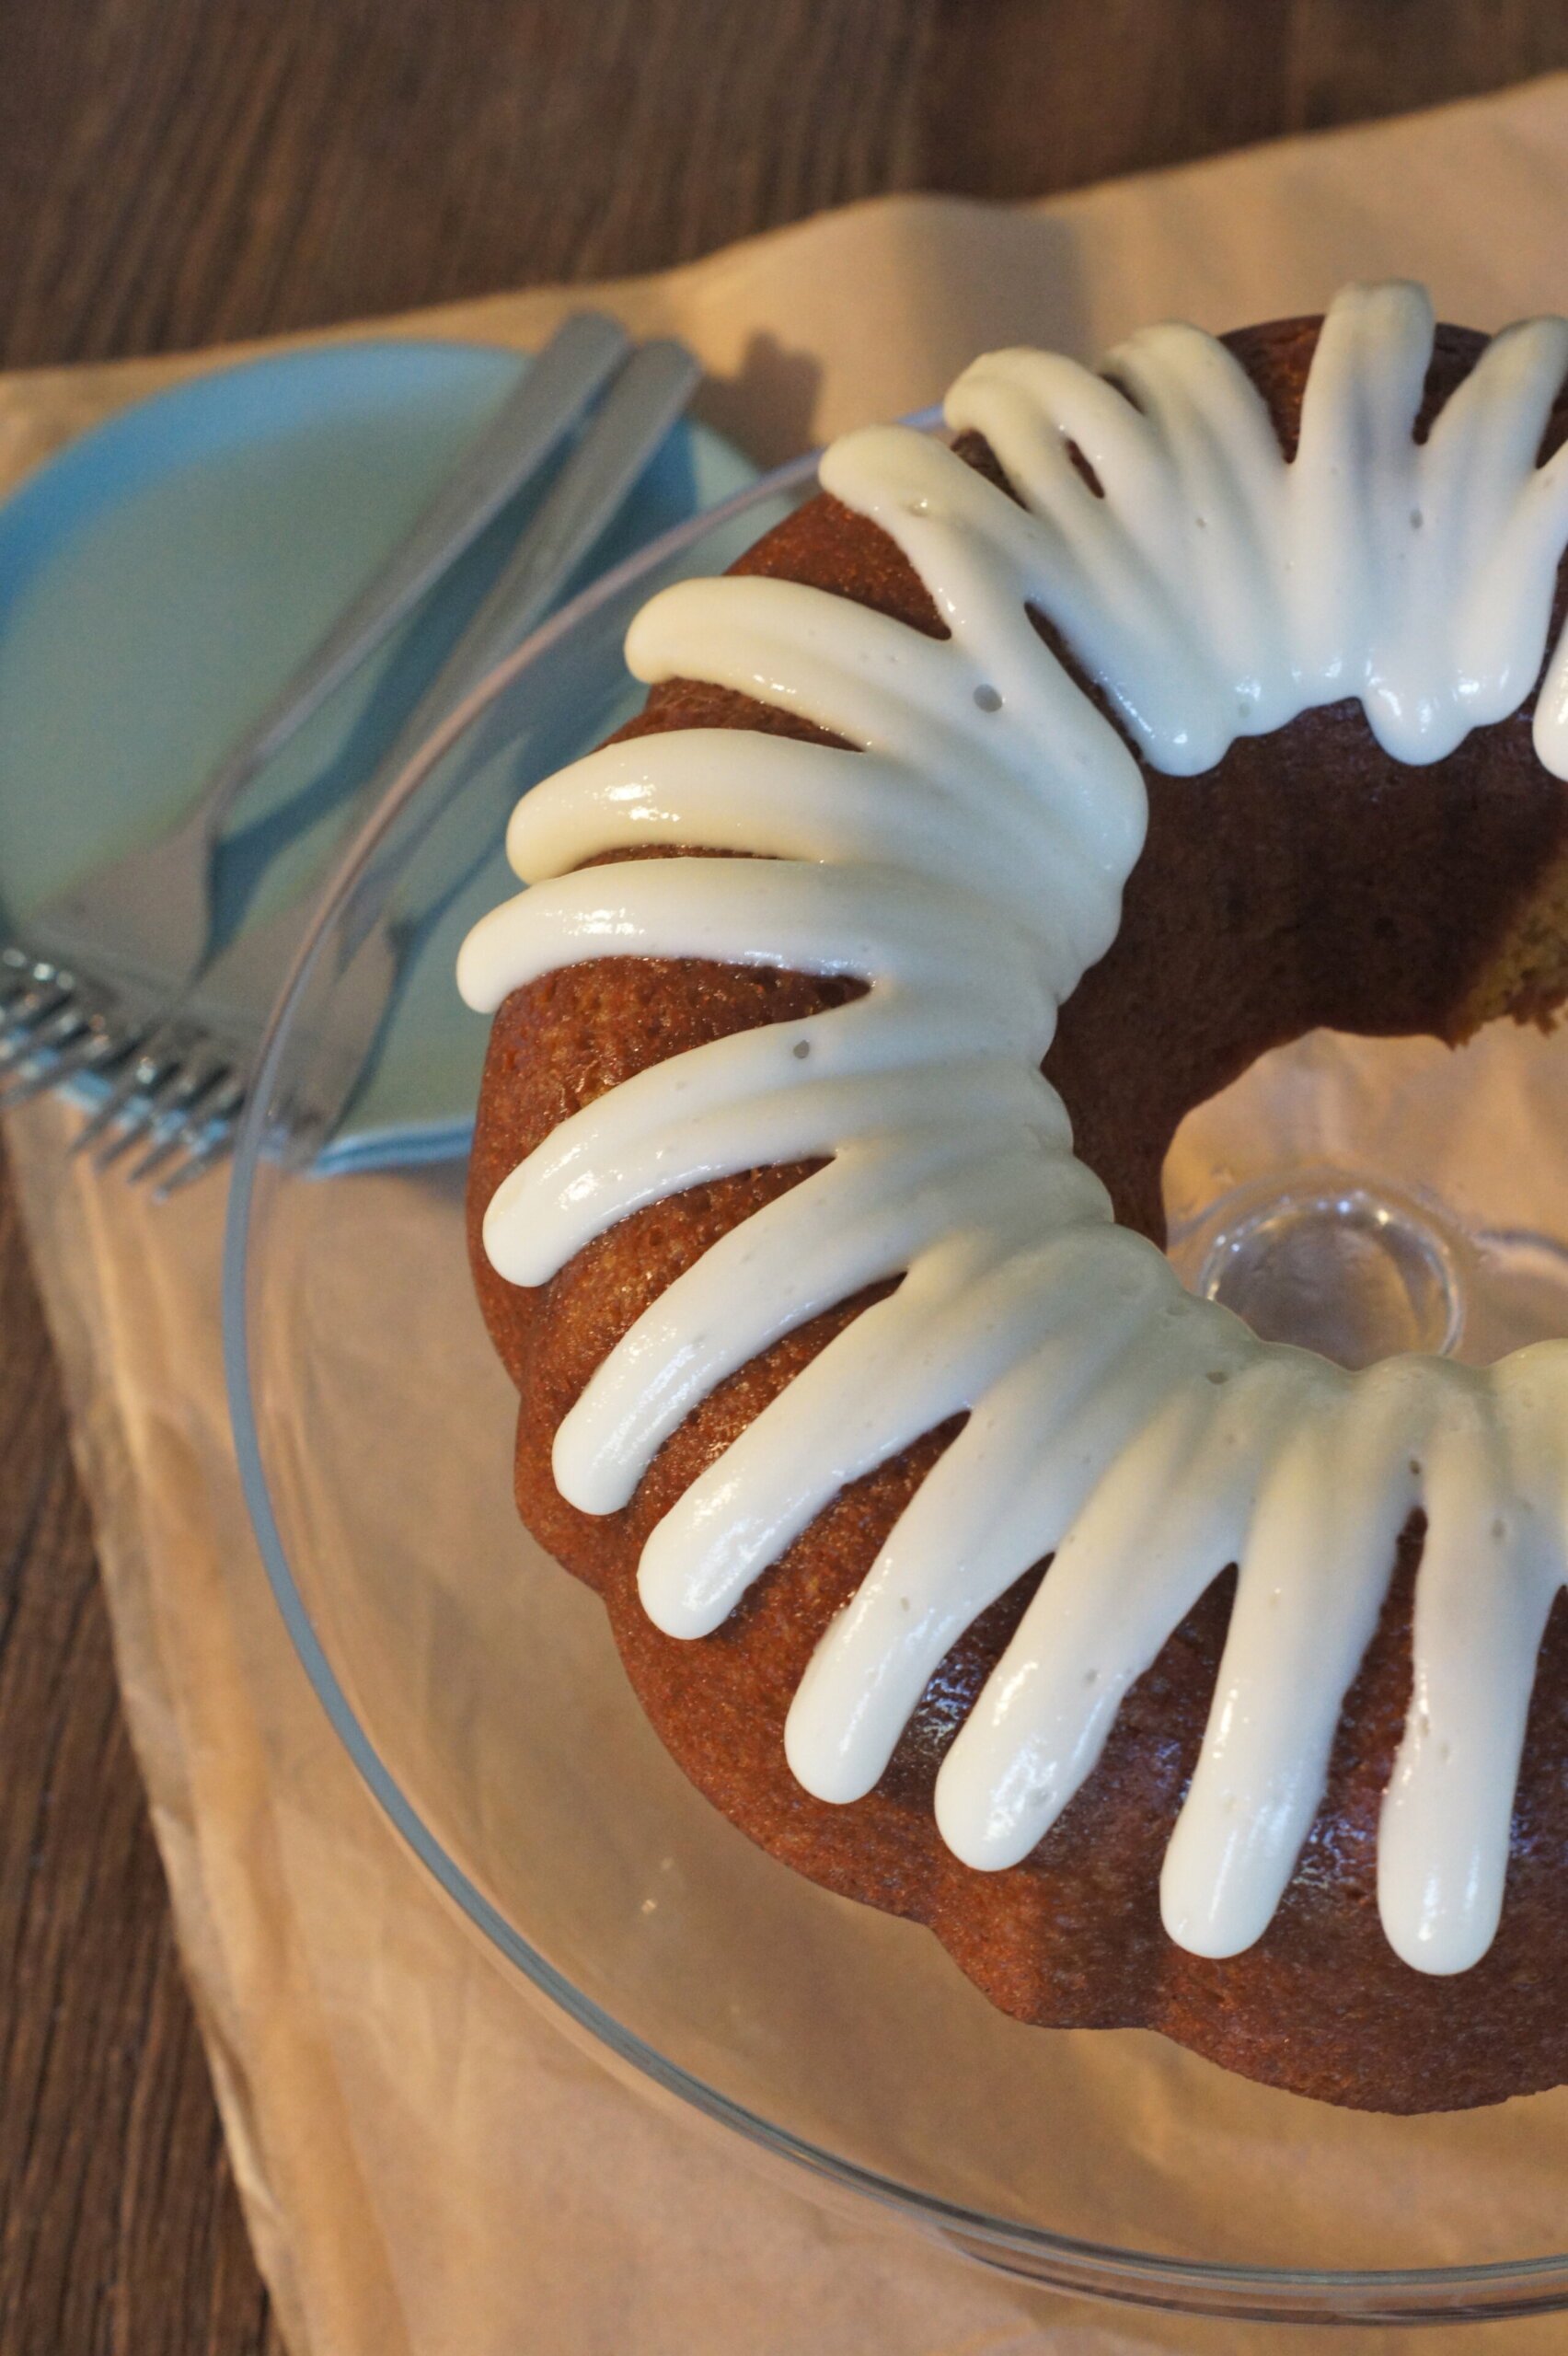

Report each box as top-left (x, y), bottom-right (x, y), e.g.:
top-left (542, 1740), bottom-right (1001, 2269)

top-left (91, 1048), bottom-right (206, 1170)
top-left (73, 1030), bottom-right (181, 1154)
top-left (0, 1049), bottom-right (91, 1111)
top-left (0, 1002), bottom-right (125, 1107)
top-left (29, 1001), bottom-right (90, 1050)
top-left (90, 1066), bottom-right (188, 1167)
top-left (53, 1021), bottom-right (142, 1085)
top-left (0, 1022), bottom-right (52, 1070)
top-left (151, 1114), bottom-right (241, 1201)
top-left (136, 1043), bottom-right (227, 1120)
top-left (125, 1061), bottom-right (233, 1185)
top-left (126, 1130), bottom-right (188, 1186)
top-left (0, 951), bottom-right (50, 1008)
top-left (156, 1048), bottom-right (230, 1122)
top-left (94, 1111), bottom-right (164, 1172)
top-left (75, 1088), bottom-right (145, 1156)
top-left (0, 1064), bottom-right (62, 1111)
top-left (0, 999), bottom-right (89, 1072)
top-left (0, 981), bottom-right (61, 1031)
top-left (0, 1024), bottom-right (56, 1072)
top-left (0, 980), bottom-right (75, 1049)
top-left (149, 1080), bottom-right (247, 1199)
top-left (75, 1072), bottom-right (150, 1153)
top-left (149, 1149), bottom-right (213, 1201)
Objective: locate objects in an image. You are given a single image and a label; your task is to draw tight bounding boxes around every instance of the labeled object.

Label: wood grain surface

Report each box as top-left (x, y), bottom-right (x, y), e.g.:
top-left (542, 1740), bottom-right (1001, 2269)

top-left (4, 3), bottom-right (1567, 2348)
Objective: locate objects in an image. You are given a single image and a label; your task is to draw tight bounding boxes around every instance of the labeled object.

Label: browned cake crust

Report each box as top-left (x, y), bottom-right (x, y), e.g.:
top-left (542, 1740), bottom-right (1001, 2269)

top-left (467, 318), bottom-right (1568, 2114)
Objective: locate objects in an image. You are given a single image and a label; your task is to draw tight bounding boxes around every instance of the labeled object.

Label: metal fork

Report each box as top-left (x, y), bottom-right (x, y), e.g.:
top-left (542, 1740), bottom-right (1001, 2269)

top-left (0, 308), bottom-right (632, 1100)
top-left (83, 336), bottom-right (704, 1195)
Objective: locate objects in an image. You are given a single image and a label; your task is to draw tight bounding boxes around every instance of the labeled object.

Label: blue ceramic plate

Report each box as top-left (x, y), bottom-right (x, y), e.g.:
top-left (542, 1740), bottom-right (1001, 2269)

top-left (0, 338), bottom-right (755, 1161)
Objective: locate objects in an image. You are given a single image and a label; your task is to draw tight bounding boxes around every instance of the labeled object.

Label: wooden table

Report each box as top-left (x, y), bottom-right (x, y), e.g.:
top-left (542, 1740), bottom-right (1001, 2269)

top-left (4, 5), bottom-right (1567, 2346)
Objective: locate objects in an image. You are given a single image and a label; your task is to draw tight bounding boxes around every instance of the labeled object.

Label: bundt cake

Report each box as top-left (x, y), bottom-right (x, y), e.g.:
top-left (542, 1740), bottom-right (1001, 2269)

top-left (457, 283), bottom-right (1568, 2114)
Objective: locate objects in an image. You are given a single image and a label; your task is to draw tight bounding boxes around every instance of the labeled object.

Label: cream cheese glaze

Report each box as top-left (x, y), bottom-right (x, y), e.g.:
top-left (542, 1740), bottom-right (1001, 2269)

top-left (457, 281), bottom-right (1568, 1980)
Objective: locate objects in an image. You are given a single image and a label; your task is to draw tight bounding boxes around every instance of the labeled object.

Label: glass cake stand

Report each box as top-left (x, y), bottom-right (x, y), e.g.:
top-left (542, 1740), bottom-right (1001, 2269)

top-left (224, 456), bottom-right (1568, 2327)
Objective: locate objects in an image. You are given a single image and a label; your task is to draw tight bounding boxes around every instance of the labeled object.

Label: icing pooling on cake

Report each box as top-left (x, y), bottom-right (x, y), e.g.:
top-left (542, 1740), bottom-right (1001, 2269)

top-left (457, 283), bottom-right (1568, 1979)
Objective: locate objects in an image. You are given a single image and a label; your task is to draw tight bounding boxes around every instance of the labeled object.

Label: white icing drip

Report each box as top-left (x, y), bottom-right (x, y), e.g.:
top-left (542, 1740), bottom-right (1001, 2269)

top-left (458, 282), bottom-right (1568, 1977)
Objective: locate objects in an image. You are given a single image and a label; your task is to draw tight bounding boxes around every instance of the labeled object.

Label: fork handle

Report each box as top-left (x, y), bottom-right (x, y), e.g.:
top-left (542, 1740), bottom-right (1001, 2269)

top-left (335, 339), bottom-right (705, 959)
top-left (401, 339), bottom-right (704, 700)
top-left (185, 310), bottom-right (631, 849)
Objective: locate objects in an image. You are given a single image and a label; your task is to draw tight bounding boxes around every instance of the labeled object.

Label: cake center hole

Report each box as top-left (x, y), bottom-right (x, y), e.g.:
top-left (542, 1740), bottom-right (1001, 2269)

top-left (1160, 1025), bottom-right (1568, 1368)
top-left (1178, 1179), bottom-right (1460, 1368)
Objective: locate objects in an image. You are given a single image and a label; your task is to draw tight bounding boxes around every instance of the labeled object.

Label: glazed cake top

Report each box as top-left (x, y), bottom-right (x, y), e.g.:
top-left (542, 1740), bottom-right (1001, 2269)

top-left (460, 283), bottom-right (1568, 1979)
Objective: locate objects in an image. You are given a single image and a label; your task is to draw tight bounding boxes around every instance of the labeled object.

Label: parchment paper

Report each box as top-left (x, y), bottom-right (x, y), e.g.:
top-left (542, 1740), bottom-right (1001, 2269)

top-left (10, 72), bottom-right (1568, 2353)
